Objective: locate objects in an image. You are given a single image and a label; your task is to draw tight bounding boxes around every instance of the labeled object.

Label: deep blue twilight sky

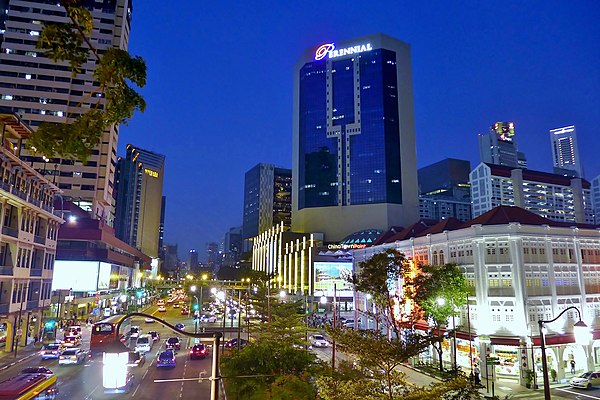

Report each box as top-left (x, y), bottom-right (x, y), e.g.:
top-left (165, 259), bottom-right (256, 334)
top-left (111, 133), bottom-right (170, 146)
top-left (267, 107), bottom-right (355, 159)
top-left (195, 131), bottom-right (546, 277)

top-left (120, 1), bottom-right (600, 261)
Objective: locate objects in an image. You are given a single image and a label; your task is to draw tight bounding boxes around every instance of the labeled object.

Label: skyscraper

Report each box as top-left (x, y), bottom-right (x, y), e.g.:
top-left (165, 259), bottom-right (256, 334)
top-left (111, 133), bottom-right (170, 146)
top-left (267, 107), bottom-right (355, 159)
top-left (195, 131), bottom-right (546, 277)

top-left (292, 33), bottom-right (419, 241)
top-left (242, 163), bottom-right (291, 250)
top-left (0, 0), bottom-right (133, 223)
top-left (189, 250), bottom-right (199, 272)
top-left (115, 145), bottom-right (165, 259)
top-left (478, 122), bottom-right (526, 168)
top-left (550, 125), bottom-right (583, 178)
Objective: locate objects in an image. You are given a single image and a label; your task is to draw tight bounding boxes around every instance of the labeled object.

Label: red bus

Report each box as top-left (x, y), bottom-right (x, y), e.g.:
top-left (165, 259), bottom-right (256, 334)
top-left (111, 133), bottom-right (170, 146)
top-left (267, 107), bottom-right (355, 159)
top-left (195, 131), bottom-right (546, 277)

top-left (0, 373), bottom-right (58, 400)
top-left (90, 315), bottom-right (132, 355)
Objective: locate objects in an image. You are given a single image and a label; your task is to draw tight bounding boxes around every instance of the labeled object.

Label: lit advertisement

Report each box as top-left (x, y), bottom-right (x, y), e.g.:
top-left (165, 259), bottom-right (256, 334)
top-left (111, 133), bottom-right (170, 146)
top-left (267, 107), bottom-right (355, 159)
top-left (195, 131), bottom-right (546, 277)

top-left (97, 262), bottom-right (112, 290)
top-left (492, 121), bottom-right (515, 142)
top-left (52, 260), bottom-right (100, 292)
top-left (314, 42), bottom-right (373, 60)
top-left (314, 262), bottom-right (353, 294)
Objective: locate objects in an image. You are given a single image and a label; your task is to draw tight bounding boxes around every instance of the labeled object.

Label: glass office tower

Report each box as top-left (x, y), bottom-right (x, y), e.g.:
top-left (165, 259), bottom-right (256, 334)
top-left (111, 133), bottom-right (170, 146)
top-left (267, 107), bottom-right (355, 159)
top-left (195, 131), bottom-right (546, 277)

top-left (292, 34), bottom-right (419, 240)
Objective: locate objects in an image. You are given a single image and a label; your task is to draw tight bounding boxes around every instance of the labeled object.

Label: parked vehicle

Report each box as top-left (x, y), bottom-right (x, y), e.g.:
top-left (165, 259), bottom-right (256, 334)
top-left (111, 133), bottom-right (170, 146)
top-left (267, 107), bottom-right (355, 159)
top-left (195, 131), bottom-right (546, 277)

top-left (310, 334), bottom-right (329, 348)
top-left (570, 371), bottom-right (600, 389)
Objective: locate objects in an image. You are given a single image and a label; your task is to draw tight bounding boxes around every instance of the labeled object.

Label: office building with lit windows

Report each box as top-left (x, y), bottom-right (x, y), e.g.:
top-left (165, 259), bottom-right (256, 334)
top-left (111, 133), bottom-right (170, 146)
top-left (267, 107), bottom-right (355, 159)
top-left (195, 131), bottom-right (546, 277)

top-left (0, 0), bottom-right (133, 223)
top-left (550, 125), bottom-right (583, 178)
top-left (292, 33), bottom-right (419, 241)
top-left (114, 145), bottom-right (165, 260)
top-left (242, 163), bottom-right (291, 251)
top-left (478, 122), bottom-right (527, 168)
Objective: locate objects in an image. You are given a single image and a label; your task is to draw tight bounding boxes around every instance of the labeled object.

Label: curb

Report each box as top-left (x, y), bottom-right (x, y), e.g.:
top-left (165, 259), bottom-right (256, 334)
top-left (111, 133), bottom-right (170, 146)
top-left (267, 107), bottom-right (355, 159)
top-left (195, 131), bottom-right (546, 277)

top-left (0, 351), bottom-right (38, 372)
top-left (401, 363), bottom-right (442, 381)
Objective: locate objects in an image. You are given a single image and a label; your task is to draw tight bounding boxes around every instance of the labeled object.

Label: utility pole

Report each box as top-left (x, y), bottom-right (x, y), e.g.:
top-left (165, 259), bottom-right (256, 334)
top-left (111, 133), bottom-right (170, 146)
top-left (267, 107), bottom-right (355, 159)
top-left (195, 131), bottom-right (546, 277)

top-left (332, 283), bottom-right (337, 371)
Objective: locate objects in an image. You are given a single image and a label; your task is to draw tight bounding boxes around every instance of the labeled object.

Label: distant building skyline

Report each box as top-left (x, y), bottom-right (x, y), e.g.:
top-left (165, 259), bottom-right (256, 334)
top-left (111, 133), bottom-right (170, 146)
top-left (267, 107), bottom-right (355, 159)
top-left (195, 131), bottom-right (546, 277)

top-left (478, 122), bottom-right (527, 169)
top-left (550, 125), bottom-right (583, 178)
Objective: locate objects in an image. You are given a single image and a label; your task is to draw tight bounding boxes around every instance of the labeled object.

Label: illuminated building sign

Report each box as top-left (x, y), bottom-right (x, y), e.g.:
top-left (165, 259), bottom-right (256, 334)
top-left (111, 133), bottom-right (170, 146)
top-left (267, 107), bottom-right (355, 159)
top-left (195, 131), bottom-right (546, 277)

top-left (327, 243), bottom-right (367, 250)
top-left (315, 42), bottom-right (373, 61)
top-left (144, 168), bottom-right (159, 178)
top-left (492, 122), bottom-right (515, 142)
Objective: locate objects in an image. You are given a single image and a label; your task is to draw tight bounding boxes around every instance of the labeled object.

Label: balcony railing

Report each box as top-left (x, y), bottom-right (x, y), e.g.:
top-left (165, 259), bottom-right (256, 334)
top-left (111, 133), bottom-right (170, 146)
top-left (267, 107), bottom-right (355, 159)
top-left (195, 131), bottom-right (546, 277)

top-left (30, 268), bottom-right (43, 277)
top-left (1, 226), bottom-right (18, 238)
top-left (26, 300), bottom-right (38, 310)
top-left (34, 235), bottom-right (45, 245)
top-left (0, 266), bottom-right (12, 275)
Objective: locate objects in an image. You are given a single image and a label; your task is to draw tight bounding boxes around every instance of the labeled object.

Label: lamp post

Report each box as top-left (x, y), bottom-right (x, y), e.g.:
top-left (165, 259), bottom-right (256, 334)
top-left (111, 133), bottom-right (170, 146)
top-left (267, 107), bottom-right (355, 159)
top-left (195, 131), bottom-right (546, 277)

top-left (190, 285), bottom-right (199, 334)
top-left (538, 306), bottom-right (589, 400)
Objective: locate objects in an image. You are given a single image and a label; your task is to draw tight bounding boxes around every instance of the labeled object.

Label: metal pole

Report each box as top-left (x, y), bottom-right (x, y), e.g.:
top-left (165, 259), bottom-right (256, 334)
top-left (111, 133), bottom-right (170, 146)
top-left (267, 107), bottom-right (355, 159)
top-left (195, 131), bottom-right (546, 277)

top-left (452, 313), bottom-right (457, 372)
top-left (237, 290), bottom-right (241, 350)
top-left (14, 284), bottom-right (25, 358)
top-left (210, 336), bottom-right (220, 400)
top-left (467, 295), bottom-right (473, 375)
top-left (332, 283), bottom-right (336, 371)
top-left (539, 320), bottom-right (551, 400)
top-left (221, 290), bottom-right (226, 357)
top-left (194, 296), bottom-right (199, 334)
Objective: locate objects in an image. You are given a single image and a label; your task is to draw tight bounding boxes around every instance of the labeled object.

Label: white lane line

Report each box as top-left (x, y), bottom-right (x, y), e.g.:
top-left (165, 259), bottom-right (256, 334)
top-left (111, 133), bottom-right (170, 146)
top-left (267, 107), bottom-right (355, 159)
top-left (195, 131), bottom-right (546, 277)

top-left (556, 387), bottom-right (600, 399)
top-left (84, 384), bottom-right (99, 400)
top-left (131, 383), bottom-right (141, 397)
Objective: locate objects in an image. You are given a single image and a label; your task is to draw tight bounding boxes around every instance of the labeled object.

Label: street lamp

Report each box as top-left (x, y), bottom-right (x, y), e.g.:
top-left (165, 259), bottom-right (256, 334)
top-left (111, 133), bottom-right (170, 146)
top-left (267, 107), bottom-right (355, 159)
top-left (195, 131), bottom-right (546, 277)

top-left (539, 306), bottom-right (589, 400)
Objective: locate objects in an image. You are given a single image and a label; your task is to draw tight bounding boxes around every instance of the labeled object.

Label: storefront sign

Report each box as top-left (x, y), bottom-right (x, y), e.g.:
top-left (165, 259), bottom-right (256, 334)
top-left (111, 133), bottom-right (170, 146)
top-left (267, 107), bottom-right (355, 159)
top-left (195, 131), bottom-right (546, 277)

top-left (327, 243), bottom-right (367, 250)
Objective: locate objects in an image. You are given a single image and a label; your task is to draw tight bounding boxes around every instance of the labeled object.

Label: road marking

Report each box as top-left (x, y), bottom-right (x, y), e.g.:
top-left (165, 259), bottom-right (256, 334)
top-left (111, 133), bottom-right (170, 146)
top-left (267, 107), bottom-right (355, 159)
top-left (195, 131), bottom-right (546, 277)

top-left (84, 384), bottom-right (99, 400)
top-left (556, 387), bottom-right (600, 399)
top-left (131, 383), bottom-right (141, 397)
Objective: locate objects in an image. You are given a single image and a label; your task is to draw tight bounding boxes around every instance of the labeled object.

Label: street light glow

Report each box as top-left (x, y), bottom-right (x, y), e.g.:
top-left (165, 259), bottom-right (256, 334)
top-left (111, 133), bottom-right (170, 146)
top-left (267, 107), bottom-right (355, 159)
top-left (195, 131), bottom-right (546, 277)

top-left (437, 297), bottom-right (446, 306)
top-left (279, 290), bottom-right (286, 299)
top-left (190, 285), bottom-right (197, 292)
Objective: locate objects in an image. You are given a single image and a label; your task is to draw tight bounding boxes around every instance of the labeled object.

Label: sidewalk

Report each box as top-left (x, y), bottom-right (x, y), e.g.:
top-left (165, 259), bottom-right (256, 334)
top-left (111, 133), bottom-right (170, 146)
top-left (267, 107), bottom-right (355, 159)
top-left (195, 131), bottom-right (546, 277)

top-left (0, 341), bottom-right (42, 372)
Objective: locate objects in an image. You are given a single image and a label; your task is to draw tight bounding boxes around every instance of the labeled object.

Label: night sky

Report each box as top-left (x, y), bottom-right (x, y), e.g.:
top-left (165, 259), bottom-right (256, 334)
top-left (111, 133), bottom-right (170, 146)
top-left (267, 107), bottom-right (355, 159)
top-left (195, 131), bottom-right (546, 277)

top-left (120, 1), bottom-right (600, 261)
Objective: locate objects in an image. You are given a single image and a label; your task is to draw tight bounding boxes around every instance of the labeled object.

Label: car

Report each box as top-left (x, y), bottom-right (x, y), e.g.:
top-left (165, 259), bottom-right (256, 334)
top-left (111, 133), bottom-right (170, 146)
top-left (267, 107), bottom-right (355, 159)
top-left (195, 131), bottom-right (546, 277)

top-left (156, 350), bottom-right (176, 368)
top-left (127, 351), bottom-right (146, 368)
top-left (189, 344), bottom-right (208, 360)
top-left (165, 337), bottom-right (181, 351)
top-left (225, 338), bottom-right (248, 349)
top-left (158, 305), bottom-right (167, 312)
top-left (68, 325), bottom-right (82, 335)
top-left (181, 308), bottom-right (189, 315)
top-left (144, 317), bottom-right (155, 323)
top-left (175, 323), bottom-right (185, 331)
top-left (173, 303), bottom-right (180, 308)
top-left (148, 331), bottom-right (160, 342)
top-left (135, 335), bottom-right (153, 353)
top-left (21, 367), bottom-right (53, 377)
top-left (157, 300), bottom-right (165, 306)
top-left (570, 371), bottom-right (600, 389)
top-left (310, 334), bottom-right (329, 348)
top-left (130, 326), bottom-right (141, 339)
top-left (62, 335), bottom-right (81, 347)
top-left (59, 348), bottom-right (88, 366)
top-left (40, 343), bottom-right (65, 360)
top-left (342, 319), bottom-right (355, 327)
top-left (200, 314), bottom-right (217, 323)
top-left (104, 372), bottom-right (135, 394)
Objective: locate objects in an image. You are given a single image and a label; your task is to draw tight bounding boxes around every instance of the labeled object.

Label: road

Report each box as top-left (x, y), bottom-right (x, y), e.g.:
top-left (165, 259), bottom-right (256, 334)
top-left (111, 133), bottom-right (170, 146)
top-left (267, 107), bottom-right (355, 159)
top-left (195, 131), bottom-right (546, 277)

top-left (0, 303), bottom-right (249, 399)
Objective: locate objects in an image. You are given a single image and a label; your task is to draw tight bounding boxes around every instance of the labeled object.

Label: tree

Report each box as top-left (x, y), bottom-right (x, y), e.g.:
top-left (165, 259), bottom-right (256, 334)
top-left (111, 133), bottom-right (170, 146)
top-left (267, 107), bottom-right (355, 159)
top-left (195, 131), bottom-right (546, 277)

top-left (29, 0), bottom-right (146, 161)
top-left (221, 338), bottom-right (319, 400)
top-left (408, 263), bottom-right (469, 372)
top-left (351, 248), bottom-right (416, 340)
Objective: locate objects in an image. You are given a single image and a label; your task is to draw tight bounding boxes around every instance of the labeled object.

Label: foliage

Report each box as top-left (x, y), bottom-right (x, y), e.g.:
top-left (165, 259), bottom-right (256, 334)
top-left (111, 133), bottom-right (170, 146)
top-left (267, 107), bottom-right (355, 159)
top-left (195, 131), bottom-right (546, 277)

top-left (221, 339), bottom-right (319, 400)
top-left (351, 249), bottom-right (414, 339)
top-left (30, 0), bottom-right (146, 161)
top-left (523, 368), bottom-right (534, 384)
top-left (269, 374), bottom-right (316, 400)
top-left (407, 263), bottom-right (469, 370)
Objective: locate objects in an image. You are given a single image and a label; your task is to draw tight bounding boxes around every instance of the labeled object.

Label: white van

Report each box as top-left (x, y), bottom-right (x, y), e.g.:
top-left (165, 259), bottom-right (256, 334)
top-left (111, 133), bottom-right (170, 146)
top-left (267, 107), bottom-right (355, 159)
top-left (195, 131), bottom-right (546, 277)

top-left (135, 335), bottom-right (153, 354)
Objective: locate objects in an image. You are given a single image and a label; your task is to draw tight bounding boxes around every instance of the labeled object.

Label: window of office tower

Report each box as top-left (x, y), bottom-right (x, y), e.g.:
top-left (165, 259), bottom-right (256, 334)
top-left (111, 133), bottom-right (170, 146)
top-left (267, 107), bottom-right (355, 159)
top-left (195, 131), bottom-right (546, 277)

top-left (350, 49), bottom-right (402, 205)
top-left (299, 60), bottom-right (337, 209)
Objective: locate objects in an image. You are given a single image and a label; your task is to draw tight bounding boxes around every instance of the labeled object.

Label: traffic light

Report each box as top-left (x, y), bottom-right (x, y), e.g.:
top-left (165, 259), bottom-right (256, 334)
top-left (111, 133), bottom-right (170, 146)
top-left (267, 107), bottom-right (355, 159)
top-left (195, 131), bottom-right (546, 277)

top-left (136, 290), bottom-right (143, 298)
top-left (45, 320), bottom-right (56, 329)
top-left (193, 304), bottom-right (199, 311)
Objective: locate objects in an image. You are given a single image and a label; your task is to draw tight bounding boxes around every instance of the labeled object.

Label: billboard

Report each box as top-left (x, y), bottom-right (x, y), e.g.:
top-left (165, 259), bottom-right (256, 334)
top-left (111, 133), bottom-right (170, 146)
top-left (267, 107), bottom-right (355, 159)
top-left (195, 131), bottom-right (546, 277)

top-left (314, 262), bottom-right (353, 293)
top-left (52, 260), bottom-right (100, 292)
top-left (97, 262), bottom-right (112, 290)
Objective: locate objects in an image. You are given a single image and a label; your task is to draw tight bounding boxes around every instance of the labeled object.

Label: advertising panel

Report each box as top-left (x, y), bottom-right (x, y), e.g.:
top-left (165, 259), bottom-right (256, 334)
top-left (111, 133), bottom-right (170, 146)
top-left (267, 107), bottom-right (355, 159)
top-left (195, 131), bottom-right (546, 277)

top-left (314, 262), bottom-right (353, 295)
top-left (51, 260), bottom-right (100, 292)
top-left (97, 262), bottom-right (112, 290)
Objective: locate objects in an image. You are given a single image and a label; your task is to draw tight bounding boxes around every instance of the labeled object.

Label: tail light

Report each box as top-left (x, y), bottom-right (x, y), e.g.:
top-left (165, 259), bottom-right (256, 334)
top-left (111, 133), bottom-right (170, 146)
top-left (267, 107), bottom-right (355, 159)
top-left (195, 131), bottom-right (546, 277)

top-left (59, 356), bottom-right (64, 359)
top-left (52, 351), bottom-right (57, 354)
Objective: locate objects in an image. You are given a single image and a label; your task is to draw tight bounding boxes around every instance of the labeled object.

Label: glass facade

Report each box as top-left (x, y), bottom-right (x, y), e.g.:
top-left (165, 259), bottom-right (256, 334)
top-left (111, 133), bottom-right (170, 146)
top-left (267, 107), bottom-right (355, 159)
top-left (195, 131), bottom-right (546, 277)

top-left (298, 48), bottom-right (402, 210)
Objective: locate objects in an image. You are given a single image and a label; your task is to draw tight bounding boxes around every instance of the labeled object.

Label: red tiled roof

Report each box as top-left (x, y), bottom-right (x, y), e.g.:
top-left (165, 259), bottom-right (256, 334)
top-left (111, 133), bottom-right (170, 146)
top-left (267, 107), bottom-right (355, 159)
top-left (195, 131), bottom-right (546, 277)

top-left (375, 220), bottom-right (437, 244)
top-left (485, 163), bottom-right (591, 189)
top-left (418, 218), bottom-right (464, 236)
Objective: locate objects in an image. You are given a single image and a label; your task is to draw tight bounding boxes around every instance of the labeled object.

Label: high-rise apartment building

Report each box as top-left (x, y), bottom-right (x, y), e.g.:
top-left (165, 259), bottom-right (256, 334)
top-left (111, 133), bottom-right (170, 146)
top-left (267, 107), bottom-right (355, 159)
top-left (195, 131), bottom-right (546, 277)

top-left (478, 122), bottom-right (526, 168)
top-left (114, 145), bottom-right (165, 259)
top-left (0, 0), bottom-right (133, 223)
top-left (470, 163), bottom-right (594, 224)
top-left (292, 33), bottom-right (419, 241)
top-left (242, 163), bottom-right (291, 249)
top-left (222, 226), bottom-right (242, 267)
top-left (205, 242), bottom-right (220, 273)
top-left (188, 249), bottom-right (199, 272)
top-left (550, 125), bottom-right (583, 178)
top-left (592, 175), bottom-right (600, 225)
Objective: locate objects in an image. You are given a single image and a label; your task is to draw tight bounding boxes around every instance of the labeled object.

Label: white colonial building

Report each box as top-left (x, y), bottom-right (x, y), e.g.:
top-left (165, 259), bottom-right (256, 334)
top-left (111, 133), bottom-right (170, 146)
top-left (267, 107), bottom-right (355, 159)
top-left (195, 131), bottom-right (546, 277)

top-left (353, 205), bottom-right (600, 385)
